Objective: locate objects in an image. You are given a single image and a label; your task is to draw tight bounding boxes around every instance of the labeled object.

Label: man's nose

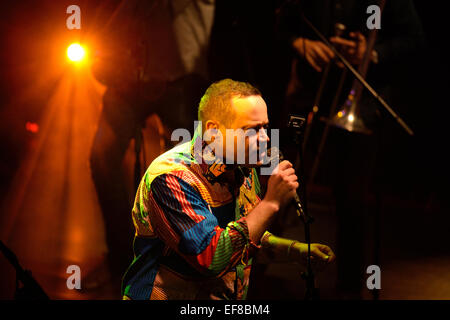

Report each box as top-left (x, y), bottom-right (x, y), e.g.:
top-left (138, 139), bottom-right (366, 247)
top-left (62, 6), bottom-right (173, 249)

top-left (258, 128), bottom-right (270, 142)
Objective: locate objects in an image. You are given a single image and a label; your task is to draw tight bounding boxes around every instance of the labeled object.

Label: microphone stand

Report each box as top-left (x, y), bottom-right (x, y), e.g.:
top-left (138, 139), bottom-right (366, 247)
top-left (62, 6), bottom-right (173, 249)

top-left (287, 115), bottom-right (318, 300)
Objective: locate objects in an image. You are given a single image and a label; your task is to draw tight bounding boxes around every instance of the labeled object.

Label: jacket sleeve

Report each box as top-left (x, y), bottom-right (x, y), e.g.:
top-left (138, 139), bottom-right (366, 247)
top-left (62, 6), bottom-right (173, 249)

top-left (147, 172), bottom-right (256, 277)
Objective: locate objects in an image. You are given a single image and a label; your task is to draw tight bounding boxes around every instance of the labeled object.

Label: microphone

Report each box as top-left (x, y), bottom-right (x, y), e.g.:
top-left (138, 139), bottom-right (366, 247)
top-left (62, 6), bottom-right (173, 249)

top-left (265, 147), bottom-right (306, 218)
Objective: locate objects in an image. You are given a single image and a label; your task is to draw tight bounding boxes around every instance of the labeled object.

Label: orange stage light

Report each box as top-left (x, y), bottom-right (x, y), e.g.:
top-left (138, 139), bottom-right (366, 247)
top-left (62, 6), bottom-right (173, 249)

top-left (67, 43), bottom-right (86, 62)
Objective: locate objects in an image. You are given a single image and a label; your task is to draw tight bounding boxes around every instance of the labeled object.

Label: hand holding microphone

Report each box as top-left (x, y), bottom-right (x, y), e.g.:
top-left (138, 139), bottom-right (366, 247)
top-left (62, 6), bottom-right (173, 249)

top-left (261, 147), bottom-right (300, 210)
top-left (264, 160), bottom-right (299, 210)
top-left (262, 147), bottom-right (305, 214)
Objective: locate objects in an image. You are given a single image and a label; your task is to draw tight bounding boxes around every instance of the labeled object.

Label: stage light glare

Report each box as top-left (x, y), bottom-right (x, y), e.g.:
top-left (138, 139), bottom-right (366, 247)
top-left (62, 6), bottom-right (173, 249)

top-left (26, 121), bottom-right (39, 133)
top-left (67, 43), bottom-right (86, 62)
top-left (348, 114), bottom-right (355, 122)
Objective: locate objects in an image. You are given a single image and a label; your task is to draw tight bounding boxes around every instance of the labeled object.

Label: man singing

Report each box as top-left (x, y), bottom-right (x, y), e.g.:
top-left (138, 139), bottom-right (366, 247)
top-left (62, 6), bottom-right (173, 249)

top-left (121, 79), bottom-right (335, 300)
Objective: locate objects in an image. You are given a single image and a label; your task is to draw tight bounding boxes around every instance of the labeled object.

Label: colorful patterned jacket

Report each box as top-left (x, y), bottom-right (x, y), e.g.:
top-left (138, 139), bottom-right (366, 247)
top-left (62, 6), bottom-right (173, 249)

top-left (122, 126), bottom-right (263, 300)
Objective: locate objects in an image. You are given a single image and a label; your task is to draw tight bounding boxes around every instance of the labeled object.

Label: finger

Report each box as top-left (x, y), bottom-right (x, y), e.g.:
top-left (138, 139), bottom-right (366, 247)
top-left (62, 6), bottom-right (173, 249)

top-left (273, 160), bottom-right (288, 172)
top-left (315, 244), bottom-right (336, 262)
top-left (283, 167), bottom-right (297, 180)
top-left (277, 160), bottom-right (293, 171)
top-left (313, 46), bottom-right (332, 65)
top-left (290, 181), bottom-right (299, 190)
top-left (330, 37), bottom-right (357, 48)
top-left (306, 54), bottom-right (322, 72)
top-left (322, 251), bottom-right (336, 263)
top-left (312, 247), bottom-right (330, 261)
top-left (352, 31), bottom-right (365, 42)
top-left (327, 253), bottom-right (336, 263)
top-left (315, 243), bottom-right (332, 253)
top-left (325, 248), bottom-right (336, 262)
top-left (317, 42), bottom-right (335, 60)
top-left (283, 175), bottom-right (298, 185)
top-left (283, 167), bottom-right (296, 176)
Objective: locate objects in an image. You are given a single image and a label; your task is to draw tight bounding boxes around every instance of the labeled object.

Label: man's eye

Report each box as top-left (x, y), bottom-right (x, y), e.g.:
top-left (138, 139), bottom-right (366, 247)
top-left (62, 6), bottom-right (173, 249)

top-left (244, 125), bottom-right (269, 133)
top-left (245, 128), bottom-right (258, 136)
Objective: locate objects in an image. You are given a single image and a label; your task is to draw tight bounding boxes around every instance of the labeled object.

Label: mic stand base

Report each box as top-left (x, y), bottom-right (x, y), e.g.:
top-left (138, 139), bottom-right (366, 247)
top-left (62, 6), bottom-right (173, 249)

top-left (288, 115), bottom-right (318, 300)
top-left (299, 212), bottom-right (320, 300)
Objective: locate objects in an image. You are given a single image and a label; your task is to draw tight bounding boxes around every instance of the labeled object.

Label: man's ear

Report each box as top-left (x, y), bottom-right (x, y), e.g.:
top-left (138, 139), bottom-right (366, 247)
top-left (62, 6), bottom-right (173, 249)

top-left (205, 120), bottom-right (219, 130)
top-left (204, 120), bottom-right (220, 142)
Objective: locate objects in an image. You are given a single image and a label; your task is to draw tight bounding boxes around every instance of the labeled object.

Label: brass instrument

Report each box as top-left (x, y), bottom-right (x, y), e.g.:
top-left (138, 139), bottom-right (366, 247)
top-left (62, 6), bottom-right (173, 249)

top-left (327, 26), bottom-right (381, 134)
top-left (302, 23), bottom-right (348, 152)
top-left (328, 0), bottom-right (387, 134)
top-left (308, 0), bottom-right (386, 183)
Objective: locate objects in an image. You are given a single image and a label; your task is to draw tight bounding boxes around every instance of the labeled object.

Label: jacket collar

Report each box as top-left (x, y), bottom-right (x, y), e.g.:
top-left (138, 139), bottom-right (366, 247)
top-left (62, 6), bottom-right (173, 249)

top-left (190, 124), bottom-right (250, 183)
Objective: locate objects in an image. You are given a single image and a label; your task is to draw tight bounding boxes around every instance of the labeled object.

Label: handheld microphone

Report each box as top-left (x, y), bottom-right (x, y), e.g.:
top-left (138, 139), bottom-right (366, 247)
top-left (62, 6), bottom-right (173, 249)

top-left (265, 147), bottom-right (306, 218)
